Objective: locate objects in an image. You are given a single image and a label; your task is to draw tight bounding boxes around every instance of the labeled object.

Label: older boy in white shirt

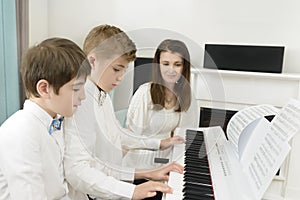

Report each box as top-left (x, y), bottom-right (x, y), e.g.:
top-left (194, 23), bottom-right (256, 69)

top-left (0, 38), bottom-right (90, 199)
top-left (64, 24), bottom-right (184, 200)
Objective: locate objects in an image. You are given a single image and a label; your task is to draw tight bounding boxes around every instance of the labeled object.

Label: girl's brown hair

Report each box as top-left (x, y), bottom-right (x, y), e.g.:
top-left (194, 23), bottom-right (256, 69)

top-left (151, 39), bottom-right (191, 112)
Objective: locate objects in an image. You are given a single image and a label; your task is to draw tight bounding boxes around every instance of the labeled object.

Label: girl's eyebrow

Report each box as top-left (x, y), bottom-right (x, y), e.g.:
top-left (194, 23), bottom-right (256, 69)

top-left (161, 60), bottom-right (182, 63)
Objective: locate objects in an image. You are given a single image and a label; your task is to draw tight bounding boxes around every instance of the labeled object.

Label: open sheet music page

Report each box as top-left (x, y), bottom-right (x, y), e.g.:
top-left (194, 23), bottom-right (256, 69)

top-left (226, 99), bottom-right (300, 200)
top-left (226, 104), bottom-right (279, 156)
top-left (270, 98), bottom-right (300, 142)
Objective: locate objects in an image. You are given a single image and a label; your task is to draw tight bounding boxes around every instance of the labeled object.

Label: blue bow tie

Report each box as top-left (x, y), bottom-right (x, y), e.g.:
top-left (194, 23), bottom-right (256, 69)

top-left (49, 117), bottom-right (64, 135)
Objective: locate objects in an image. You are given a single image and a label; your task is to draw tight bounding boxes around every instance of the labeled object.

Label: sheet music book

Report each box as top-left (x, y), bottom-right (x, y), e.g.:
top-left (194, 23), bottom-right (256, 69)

top-left (220, 99), bottom-right (300, 200)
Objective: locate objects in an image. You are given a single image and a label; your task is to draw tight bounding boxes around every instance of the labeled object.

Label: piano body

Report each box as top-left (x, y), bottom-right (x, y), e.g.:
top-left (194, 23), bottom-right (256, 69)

top-left (165, 127), bottom-right (299, 200)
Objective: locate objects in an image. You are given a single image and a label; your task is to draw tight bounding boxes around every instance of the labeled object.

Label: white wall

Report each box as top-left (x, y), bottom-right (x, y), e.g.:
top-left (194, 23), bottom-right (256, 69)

top-left (29, 0), bottom-right (300, 110)
top-left (28, 0), bottom-right (48, 46)
top-left (29, 0), bottom-right (300, 73)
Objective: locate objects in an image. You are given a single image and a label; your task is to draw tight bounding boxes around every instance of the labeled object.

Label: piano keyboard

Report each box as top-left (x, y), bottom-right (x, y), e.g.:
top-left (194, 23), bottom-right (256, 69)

top-left (165, 127), bottom-right (254, 200)
top-left (184, 129), bottom-right (214, 199)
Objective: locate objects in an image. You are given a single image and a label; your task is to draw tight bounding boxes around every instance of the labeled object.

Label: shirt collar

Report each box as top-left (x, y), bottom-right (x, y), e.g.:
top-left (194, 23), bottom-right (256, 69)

top-left (96, 84), bottom-right (105, 93)
top-left (23, 100), bottom-right (54, 131)
top-left (85, 79), bottom-right (107, 106)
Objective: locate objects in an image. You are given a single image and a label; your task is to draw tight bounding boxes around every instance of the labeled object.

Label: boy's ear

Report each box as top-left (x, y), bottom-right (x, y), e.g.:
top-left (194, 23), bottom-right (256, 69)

top-left (36, 79), bottom-right (51, 98)
top-left (88, 55), bottom-right (96, 70)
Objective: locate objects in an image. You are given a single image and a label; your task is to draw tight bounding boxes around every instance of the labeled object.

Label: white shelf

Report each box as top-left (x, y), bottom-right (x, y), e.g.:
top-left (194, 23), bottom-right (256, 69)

top-left (191, 68), bottom-right (300, 81)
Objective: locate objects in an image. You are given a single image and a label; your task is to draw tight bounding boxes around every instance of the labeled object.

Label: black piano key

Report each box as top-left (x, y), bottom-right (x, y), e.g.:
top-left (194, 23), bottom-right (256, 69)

top-left (184, 171), bottom-right (212, 181)
top-left (185, 154), bottom-right (207, 160)
top-left (183, 186), bottom-right (214, 200)
top-left (184, 170), bottom-right (210, 177)
top-left (184, 179), bottom-right (212, 188)
top-left (184, 162), bottom-right (209, 168)
top-left (185, 157), bottom-right (209, 164)
top-left (185, 159), bottom-right (208, 165)
top-left (184, 182), bottom-right (214, 193)
top-left (186, 139), bottom-right (204, 144)
top-left (184, 177), bottom-right (212, 185)
top-left (183, 187), bottom-right (213, 196)
top-left (184, 192), bottom-right (214, 200)
top-left (185, 195), bottom-right (214, 200)
top-left (186, 149), bottom-right (206, 154)
top-left (184, 165), bottom-right (210, 174)
top-left (183, 189), bottom-right (212, 199)
top-left (183, 194), bottom-right (201, 200)
top-left (184, 173), bottom-right (211, 182)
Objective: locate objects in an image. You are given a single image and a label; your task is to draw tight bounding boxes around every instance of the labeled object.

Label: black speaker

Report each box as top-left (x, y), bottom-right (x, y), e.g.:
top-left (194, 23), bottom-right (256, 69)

top-left (204, 44), bottom-right (284, 73)
top-left (133, 57), bottom-right (153, 94)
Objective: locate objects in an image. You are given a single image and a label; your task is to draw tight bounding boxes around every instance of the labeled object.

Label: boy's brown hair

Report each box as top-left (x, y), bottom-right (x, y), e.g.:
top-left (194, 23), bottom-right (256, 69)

top-left (21, 37), bottom-right (90, 98)
top-left (151, 39), bottom-right (191, 112)
top-left (83, 24), bottom-right (136, 62)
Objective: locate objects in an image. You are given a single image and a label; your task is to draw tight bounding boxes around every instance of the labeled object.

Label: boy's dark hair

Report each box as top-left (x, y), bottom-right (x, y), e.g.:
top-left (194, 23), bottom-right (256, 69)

top-left (21, 37), bottom-right (90, 98)
top-left (151, 39), bottom-right (191, 112)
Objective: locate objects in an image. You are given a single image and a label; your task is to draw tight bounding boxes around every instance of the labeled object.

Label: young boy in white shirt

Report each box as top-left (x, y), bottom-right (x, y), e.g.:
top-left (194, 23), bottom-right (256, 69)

top-left (0, 37), bottom-right (90, 199)
top-left (63, 24), bottom-right (184, 200)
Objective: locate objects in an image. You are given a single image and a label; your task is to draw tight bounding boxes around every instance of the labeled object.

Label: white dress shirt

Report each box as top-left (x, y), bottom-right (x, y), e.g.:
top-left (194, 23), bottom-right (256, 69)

top-left (122, 83), bottom-right (199, 169)
top-left (0, 100), bottom-right (69, 200)
top-left (64, 79), bottom-right (161, 199)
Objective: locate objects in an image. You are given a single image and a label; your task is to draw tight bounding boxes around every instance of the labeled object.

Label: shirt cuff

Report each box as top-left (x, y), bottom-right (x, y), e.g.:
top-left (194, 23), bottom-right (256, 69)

top-left (144, 138), bottom-right (160, 150)
top-left (120, 166), bottom-right (135, 182)
top-left (114, 180), bottom-right (135, 199)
